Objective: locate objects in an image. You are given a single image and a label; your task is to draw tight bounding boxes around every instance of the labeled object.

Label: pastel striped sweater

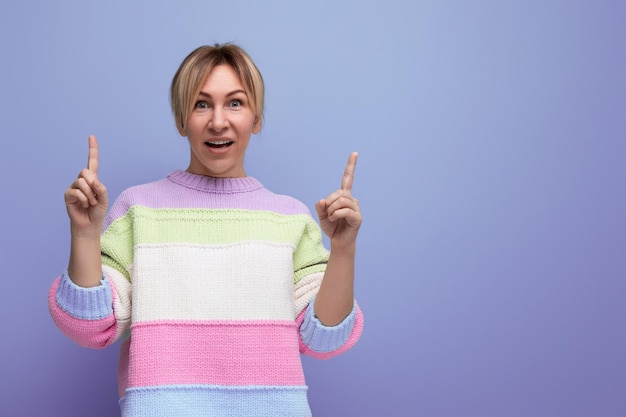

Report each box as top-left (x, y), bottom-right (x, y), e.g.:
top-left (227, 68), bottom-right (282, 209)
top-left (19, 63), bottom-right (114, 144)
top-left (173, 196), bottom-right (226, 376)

top-left (49, 170), bottom-right (363, 417)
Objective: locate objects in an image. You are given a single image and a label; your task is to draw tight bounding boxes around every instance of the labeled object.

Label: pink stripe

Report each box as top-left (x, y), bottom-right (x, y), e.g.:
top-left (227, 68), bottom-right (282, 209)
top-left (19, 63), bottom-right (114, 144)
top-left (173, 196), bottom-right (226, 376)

top-left (48, 278), bottom-right (118, 349)
top-left (127, 321), bottom-right (306, 387)
top-left (296, 304), bottom-right (365, 360)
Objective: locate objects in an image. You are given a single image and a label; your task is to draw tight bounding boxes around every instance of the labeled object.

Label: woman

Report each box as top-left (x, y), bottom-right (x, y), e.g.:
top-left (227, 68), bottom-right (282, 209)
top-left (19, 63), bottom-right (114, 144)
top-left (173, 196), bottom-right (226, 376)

top-left (49, 43), bottom-right (363, 416)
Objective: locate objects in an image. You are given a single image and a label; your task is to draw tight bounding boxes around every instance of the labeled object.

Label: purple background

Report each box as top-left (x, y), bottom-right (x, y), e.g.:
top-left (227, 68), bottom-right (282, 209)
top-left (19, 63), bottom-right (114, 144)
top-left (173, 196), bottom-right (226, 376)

top-left (1, 1), bottom-right (625, 416)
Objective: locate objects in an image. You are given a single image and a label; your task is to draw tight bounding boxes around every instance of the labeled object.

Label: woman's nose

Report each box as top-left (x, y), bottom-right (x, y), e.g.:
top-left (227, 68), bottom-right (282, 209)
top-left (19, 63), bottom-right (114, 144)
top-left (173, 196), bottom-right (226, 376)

top-left (209, 107), bottom-right (227, 131)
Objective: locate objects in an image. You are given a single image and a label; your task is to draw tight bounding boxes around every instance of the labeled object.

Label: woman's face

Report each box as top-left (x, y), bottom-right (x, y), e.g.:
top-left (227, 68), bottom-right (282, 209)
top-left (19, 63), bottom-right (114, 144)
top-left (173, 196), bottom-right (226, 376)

top-left (182, 64), bottom-right (260, 178)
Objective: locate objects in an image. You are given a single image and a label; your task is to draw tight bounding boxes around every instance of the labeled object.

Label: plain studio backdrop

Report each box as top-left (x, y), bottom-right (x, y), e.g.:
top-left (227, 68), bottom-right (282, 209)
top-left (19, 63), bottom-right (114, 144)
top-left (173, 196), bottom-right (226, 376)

top-left (1, 1), bottom-right (624, 416)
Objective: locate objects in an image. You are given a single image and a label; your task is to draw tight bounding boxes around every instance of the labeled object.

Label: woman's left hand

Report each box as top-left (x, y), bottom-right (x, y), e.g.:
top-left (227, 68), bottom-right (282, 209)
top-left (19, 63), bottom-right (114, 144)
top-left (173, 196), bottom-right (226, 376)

top-left (315, 152), bottom-right (362, 251)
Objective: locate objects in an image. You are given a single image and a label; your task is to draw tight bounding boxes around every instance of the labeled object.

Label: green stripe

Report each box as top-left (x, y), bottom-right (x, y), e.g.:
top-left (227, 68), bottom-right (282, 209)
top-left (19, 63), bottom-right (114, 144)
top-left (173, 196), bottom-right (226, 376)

top-left (101, 206), bottom-right (329, 283)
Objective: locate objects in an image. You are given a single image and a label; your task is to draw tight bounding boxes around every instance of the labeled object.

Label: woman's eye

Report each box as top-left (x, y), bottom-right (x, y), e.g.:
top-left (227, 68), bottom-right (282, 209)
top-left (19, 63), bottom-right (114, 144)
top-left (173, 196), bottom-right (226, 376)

top-left (229, 99), bottom-right (242, 108)
top-left (195, 101), bottom-right (209, 109)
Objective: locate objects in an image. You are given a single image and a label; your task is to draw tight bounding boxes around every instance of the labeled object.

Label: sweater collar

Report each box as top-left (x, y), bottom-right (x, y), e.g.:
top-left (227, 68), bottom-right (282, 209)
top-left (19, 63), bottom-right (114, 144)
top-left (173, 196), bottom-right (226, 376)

top-left (166, 170), bottom-right (263, 194)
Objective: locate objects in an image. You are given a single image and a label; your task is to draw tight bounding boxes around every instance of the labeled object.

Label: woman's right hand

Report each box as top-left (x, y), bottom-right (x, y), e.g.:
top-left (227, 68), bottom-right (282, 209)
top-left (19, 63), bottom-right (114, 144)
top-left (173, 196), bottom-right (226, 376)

top-left (64, 135), bottom-right (109, 236)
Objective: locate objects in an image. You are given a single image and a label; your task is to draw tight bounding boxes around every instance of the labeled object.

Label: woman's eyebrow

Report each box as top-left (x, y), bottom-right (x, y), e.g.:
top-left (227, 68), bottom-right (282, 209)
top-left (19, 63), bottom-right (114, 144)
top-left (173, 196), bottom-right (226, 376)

top-left (197, 89), bottom-right (246, 98)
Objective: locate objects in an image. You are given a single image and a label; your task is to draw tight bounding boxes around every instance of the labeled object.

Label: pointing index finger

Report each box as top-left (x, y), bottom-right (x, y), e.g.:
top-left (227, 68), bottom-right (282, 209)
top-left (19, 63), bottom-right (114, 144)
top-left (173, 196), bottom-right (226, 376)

top-left (87, 135), bottom-right (99, 174)
top-left (341, 151), bottom-right (358, 191)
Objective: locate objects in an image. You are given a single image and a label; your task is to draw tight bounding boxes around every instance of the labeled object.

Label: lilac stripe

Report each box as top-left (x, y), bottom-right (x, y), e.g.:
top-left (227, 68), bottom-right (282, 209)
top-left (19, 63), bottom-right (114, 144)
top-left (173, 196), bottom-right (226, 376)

top-left (105, 171), bottom-right (310, 227)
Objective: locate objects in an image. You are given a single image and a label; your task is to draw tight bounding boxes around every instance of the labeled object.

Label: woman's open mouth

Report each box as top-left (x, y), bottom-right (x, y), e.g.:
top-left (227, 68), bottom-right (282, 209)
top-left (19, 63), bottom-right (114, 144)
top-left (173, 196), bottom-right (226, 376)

top-left (205, 140), bottom-right (233, 149)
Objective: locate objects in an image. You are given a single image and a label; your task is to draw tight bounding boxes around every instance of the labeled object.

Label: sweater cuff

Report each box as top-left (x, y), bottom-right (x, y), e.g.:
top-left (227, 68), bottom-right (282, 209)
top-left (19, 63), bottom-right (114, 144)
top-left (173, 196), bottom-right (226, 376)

top-left (55, 271), bottom-right (113, 320)
top-left (299, 296), bottom-right (357, 353)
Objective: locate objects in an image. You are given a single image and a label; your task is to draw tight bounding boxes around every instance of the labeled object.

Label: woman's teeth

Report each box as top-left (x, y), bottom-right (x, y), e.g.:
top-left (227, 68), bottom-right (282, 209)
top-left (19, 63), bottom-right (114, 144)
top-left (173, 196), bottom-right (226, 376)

top-left (206, 140), bottom-right (233, 148)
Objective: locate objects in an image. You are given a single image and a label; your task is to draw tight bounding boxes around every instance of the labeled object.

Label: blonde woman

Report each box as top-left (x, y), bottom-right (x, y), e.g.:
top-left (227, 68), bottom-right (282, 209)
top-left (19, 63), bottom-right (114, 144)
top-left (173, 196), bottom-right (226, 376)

top-left (49, 43), bottom-right (364, 417)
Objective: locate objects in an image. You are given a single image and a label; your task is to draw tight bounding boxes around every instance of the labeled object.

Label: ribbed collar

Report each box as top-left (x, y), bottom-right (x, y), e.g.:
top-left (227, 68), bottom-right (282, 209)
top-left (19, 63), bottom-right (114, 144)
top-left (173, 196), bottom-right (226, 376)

top-left (166, 170), bottom-right (264, 194)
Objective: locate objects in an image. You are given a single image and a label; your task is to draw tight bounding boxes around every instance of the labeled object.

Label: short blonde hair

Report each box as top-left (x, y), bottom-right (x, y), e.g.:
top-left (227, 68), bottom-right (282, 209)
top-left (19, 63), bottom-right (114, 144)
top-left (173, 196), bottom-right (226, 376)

top-left (170, 43), bottom-right (265, 133)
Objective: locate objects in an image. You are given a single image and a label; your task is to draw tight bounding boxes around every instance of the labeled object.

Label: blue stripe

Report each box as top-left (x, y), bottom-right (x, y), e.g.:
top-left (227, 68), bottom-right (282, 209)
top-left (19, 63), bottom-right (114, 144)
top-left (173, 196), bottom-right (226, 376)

top-left (120, 385), bottom-right (311, 417)
top-left (300, 296), bottom-right (357, 352)
top-left (55, 271), bottom-right (113, 319)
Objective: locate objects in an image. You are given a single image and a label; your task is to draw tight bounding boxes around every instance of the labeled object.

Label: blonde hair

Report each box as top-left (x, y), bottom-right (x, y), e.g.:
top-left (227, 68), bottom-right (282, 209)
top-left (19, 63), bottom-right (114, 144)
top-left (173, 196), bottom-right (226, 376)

top-left (170, 43), bottom-right (265, 133)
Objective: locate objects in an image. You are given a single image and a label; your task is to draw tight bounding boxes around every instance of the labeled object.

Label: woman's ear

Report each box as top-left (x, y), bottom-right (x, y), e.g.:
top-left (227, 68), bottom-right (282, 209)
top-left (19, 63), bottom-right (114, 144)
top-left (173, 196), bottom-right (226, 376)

top-left (252, 119), bottom-right (262, 134)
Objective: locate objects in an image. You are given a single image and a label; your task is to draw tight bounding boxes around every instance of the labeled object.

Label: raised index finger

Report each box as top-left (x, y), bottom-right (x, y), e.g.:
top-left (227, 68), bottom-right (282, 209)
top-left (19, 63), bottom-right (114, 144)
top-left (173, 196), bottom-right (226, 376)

top-left (87, 135), bottom-right (99, 173)
top-left (341, 151), bottom-right (358, 191)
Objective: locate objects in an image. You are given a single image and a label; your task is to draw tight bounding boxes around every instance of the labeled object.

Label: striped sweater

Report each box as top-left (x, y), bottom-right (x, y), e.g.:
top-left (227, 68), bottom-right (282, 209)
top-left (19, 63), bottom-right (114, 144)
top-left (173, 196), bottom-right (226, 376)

top-left (49, 170), bottom-right (363, 417)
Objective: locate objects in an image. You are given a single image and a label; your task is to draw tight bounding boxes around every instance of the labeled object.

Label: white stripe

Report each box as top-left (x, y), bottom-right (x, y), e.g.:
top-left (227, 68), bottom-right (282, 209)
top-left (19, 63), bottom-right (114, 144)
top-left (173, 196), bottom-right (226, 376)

top-left (103, 265), bottom-right (132, 340)
top-left (131, 241), bottom-right (297, 322)
top-left (293, 272), bottom-right (323, 316)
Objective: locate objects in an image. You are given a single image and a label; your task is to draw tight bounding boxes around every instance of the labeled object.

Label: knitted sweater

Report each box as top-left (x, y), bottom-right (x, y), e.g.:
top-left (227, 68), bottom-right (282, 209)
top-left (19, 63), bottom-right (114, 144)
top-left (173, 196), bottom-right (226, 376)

top-left (48, 170), bottom-right (363, 417)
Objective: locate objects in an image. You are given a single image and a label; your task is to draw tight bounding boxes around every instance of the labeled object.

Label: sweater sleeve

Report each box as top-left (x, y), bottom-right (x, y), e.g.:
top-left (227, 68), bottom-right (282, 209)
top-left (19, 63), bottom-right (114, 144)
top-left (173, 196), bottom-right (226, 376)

top-left (48, 270), bottom-right (130, 349)
top-left (48, 197), bottom-right (134, 349)
top-left (297, 296), bottom-right (364, 359)
top-left (292, 215), bottom-right (364, 359)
